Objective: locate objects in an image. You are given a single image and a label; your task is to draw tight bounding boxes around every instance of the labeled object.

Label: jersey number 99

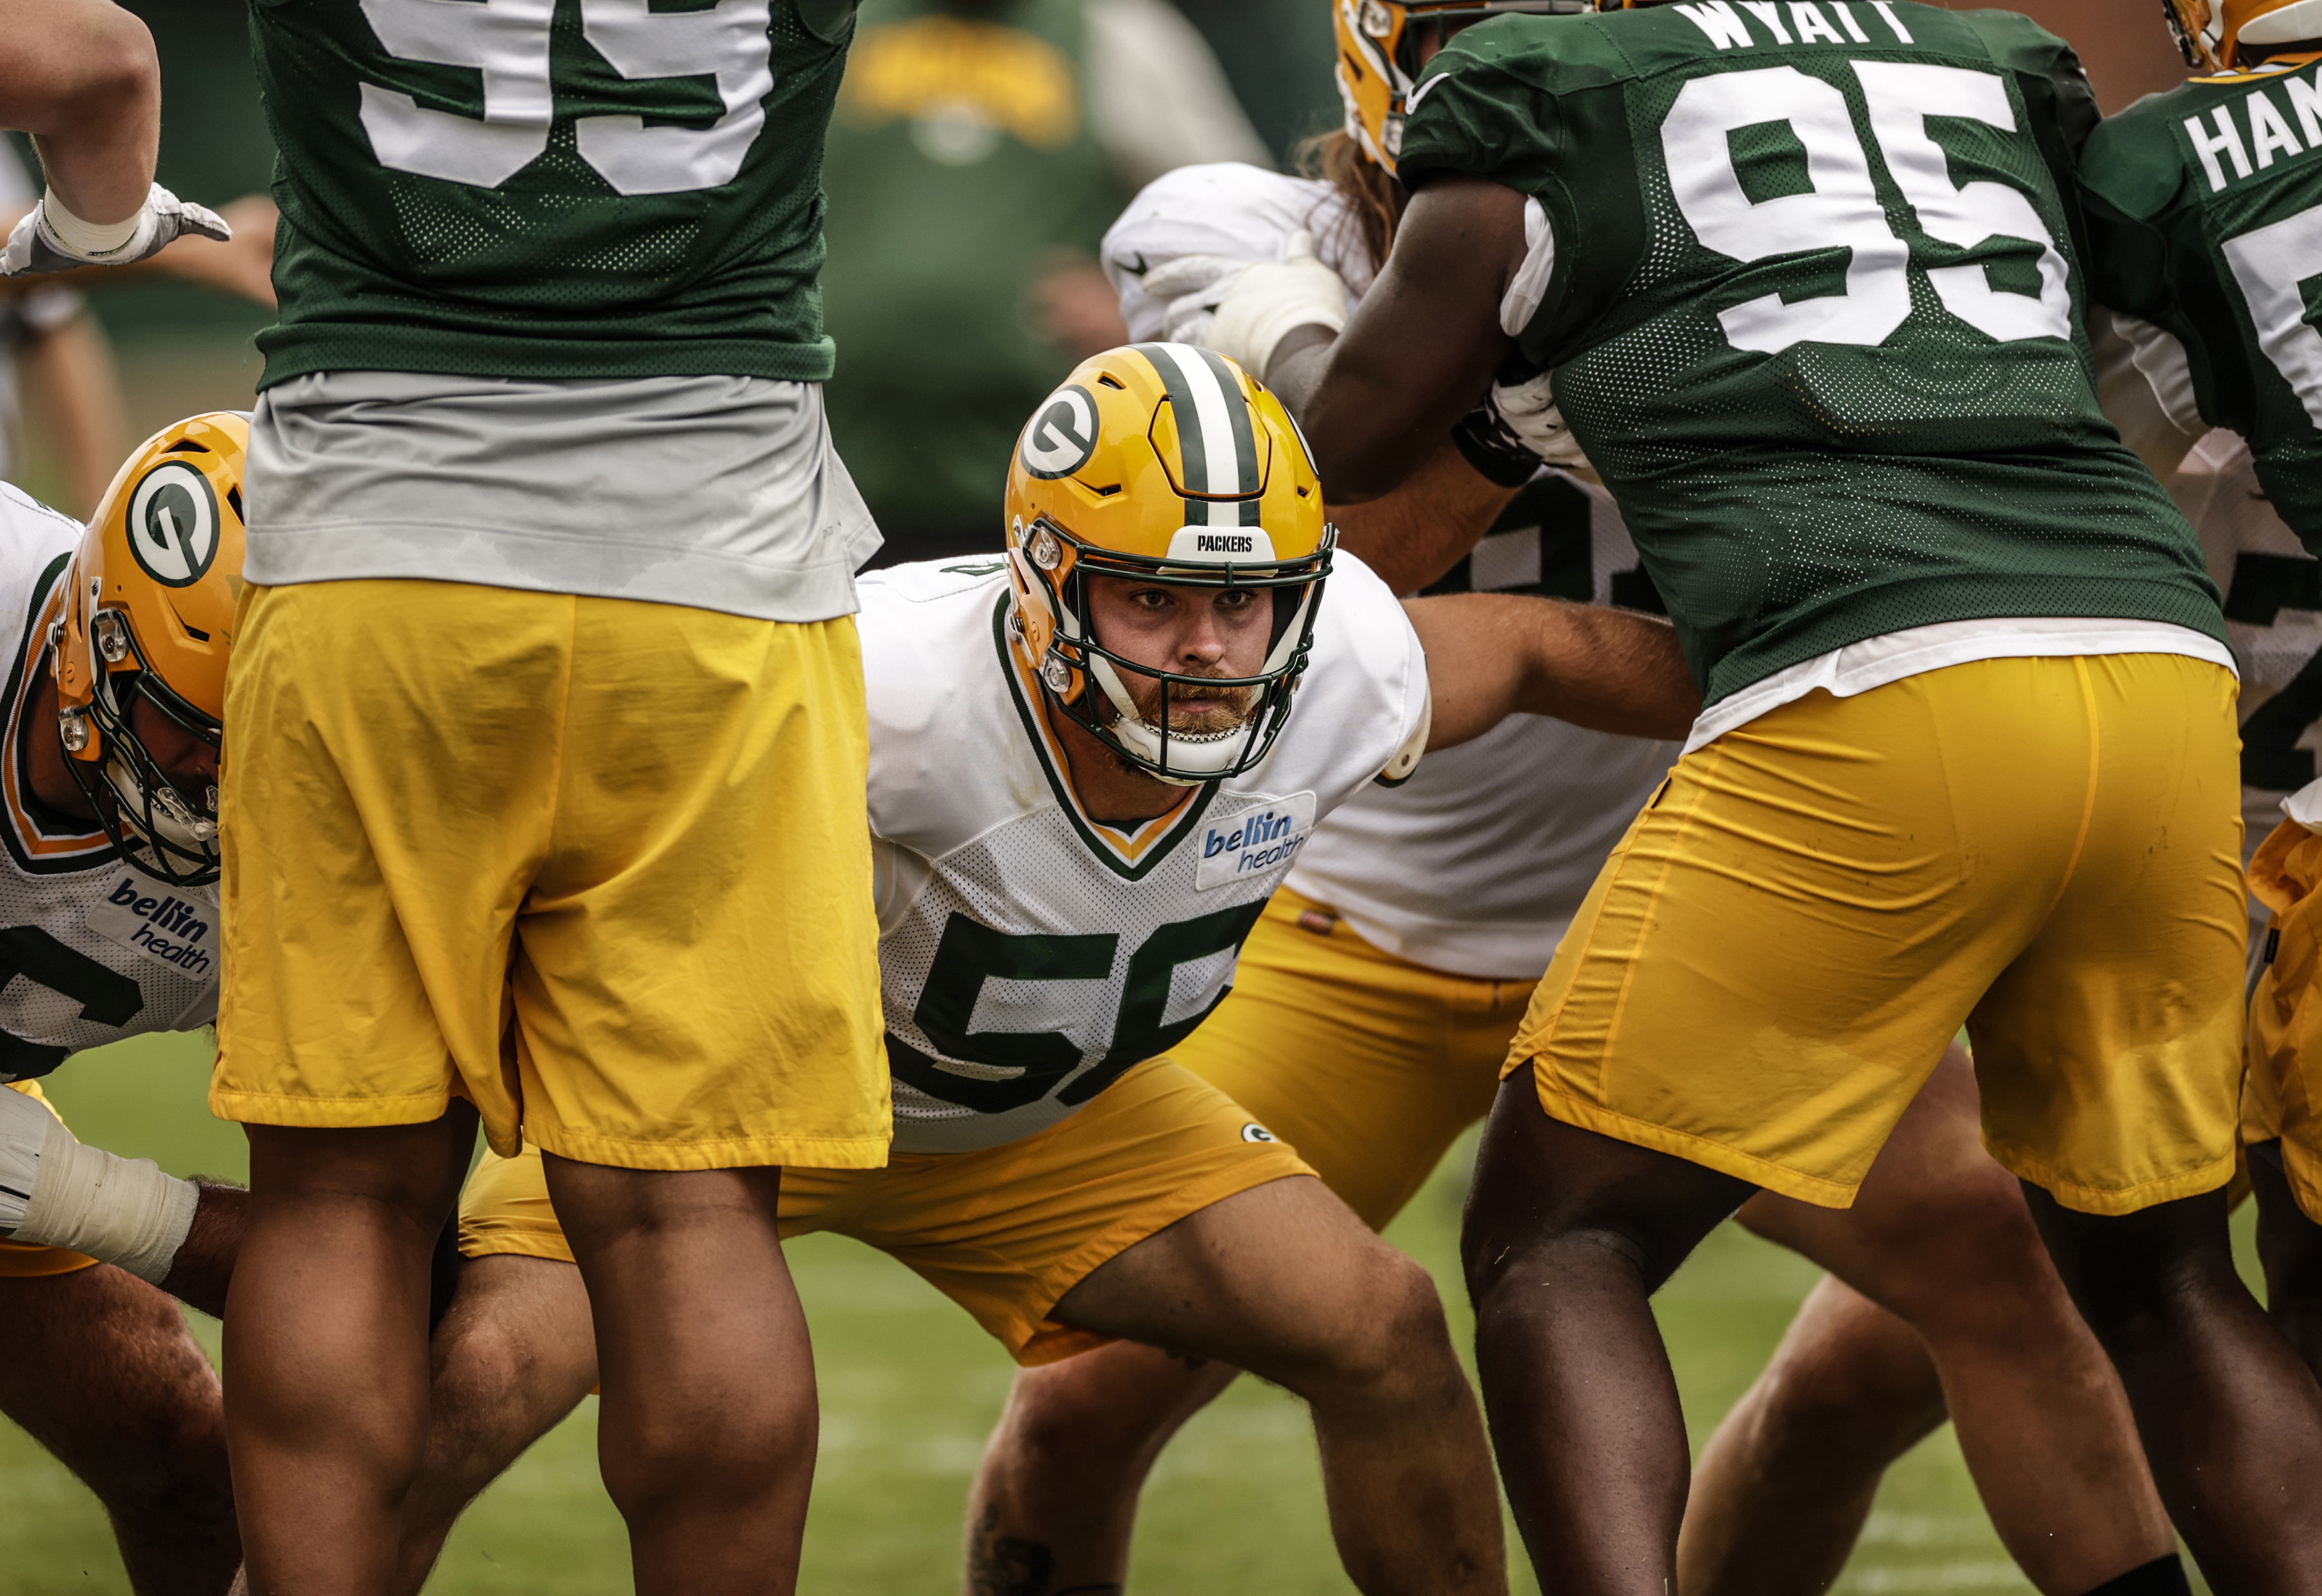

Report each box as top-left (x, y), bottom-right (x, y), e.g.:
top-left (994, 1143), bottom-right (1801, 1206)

top-left (356, 0), bottom-right (773, 195)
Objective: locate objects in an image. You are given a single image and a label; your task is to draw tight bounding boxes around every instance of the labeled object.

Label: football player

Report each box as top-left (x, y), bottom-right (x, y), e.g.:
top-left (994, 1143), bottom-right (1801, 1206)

top-left (0, 0), bottom-right (228, 277)
top-left (387, 342), bottom-right (1697, 1596)
top-left (970, 138), bottom-right (2188, 1596)
top-left (2079, 0), bottom-right (2322, 1368)
top-left (1184, 0), bottom-right (2322, 1587)
top-left (220, 4), bottom-right (899, 1591)
top-left (0, 412), bottom-right (252, 1594)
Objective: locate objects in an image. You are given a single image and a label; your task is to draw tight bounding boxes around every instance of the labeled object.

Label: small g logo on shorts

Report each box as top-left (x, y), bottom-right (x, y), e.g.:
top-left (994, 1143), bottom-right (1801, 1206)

top-left (1241, 1123), bottom-right (1277, 1144)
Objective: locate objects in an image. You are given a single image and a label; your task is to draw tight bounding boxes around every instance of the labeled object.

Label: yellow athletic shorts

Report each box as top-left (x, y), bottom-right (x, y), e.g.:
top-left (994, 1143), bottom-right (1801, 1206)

top-left (2245, 814), bottom-right (2322, 1223)
top-left (0, 1081), bottom-right (97, 1277)
top-left (1168, 887), bottom-right (1529, 1230)
top-left (212, 580), bottom-right (890, 1172)
top-left (460, 1058), bottom-right (1311, 1364)
top-left (1509, 653), bottom-right (2247, 1217)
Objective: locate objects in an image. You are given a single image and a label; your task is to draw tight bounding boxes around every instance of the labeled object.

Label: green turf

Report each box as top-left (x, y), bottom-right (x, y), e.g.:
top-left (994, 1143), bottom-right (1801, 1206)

top-left (5, 1030), bottom-right (2244, 1593)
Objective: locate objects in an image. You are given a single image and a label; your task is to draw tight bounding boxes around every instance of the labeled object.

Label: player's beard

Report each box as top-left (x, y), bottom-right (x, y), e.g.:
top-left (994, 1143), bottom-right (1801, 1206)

top-left (1104, 665), bottom-right (1256, 769)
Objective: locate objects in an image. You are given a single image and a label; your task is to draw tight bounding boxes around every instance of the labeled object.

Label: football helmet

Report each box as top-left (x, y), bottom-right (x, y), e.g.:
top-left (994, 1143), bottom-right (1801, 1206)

top-left (52, 412), bottom-right (247, 887)
top-left (2166, 0), bottom-right (2322, 70)
top-left (1333, 0), bottom-right (1588, 173)
top-left (1005, 343), bottom-right (1331, 787)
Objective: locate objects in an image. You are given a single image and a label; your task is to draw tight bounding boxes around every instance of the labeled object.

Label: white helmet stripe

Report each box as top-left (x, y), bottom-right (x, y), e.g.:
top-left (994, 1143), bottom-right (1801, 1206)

top-left (1153, 341), bottom-right (1245, 526)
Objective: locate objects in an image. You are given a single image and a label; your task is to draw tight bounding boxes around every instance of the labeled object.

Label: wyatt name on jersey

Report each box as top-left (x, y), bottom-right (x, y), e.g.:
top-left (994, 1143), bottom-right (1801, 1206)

top-left (861, 558), bottom-right (1425, 1154)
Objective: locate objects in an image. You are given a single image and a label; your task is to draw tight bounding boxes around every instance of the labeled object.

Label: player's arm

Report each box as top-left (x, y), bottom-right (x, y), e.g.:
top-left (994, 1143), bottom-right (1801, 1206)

top-left (0, 0), bottom-right (159, 228)
top-left (0, 1081), bottom-right (241, 1317)
top-left (1269, 175), bottom-right (1529, 503)
top-left (1407, 591), bottom-right (1699, 749)
top-left (21, 307), bottom-right (130, 515)
top-left (1331, 436), bottom-right (1520, 595)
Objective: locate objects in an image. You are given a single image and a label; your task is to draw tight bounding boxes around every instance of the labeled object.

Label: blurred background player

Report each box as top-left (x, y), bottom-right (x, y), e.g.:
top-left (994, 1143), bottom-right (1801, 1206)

top-left (213, 3), bottom-right (897, 1591)
top-left (0, 413), bottom-right (252, 1596)
top-left (971, 119), bottom-right (2190, 1596)
top-left (390, 343), bottom-right (1696, 1596)
top-left (1189, 0), bottom-right (2322, 1586)
top-left (819, 0), bottom-right (1267, 564)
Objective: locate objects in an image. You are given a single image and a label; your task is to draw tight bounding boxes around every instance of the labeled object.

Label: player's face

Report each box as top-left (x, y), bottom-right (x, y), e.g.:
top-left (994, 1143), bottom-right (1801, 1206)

top-left (1084, 575), bottom-right (1269, 734)
top-left (126, 693), bottom-right (219, 807)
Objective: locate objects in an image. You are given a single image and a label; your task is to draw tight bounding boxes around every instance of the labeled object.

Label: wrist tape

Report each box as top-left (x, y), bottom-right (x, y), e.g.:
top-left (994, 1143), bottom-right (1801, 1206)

top-left (38, 190), bottom-right (144, 261)
top-left (10, 1111), bottom-right (197, 1285)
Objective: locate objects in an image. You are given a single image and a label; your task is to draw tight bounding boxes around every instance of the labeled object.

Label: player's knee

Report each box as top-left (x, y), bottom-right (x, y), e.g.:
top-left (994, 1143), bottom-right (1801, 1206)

top-left (1464, 1216), bottom-right (1658, 1315)
top-left (2033, 1193), bottom-right (2236, 1354)
top-left (1307, 1250), bottom-right (1457, 1395)
top-left (93, 1379), bottom-right (235, 1546)
top-left (1858, 1174), bottom-right (2051, 1328)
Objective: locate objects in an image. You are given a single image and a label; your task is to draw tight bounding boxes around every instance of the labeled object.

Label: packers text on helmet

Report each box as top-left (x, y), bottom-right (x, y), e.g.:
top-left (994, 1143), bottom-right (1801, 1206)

top-left (1333, 0), bottom-right (1587, 174)
top-left (2167, 0), bottom-right (2322, 70)
top-left (53, 412), bottom-right (247, 887)
top-left (1004, 343), bottom-right (1331, 786)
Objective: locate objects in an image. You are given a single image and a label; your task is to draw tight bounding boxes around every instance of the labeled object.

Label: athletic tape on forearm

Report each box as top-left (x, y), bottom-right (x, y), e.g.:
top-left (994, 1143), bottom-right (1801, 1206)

top-left (11, 1114), bottom-right (198, 1285)
top-left (1206, 254), bottom-right (1347, 382)
top-left (36, 190), bottom-right (144, 260)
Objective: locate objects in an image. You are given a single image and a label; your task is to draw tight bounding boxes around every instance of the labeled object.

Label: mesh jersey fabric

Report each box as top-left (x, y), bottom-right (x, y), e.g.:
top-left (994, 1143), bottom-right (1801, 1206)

top-left (1396, 0), bottom-right (2223, 707)
top-left (249, 0), bottom-right (858, 386)
top-left (0, 486), bottom-right (220, 1082)
top-left (2080, 55), bottom-right (2322, 546)
top-left (859, 557), bottom-right (1427, 1153)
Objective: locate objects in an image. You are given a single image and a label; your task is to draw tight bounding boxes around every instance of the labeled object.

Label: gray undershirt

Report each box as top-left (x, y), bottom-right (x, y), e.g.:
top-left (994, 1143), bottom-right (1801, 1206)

top-left (244, 371), bottom-right (884, 623)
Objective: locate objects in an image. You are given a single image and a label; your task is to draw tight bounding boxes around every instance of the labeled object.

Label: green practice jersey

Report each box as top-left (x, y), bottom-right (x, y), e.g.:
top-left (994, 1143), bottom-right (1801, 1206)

top-left (2081, 55), bottom-right (2322, 547)
top-left (250, 0), bottom-right (861, 387)
top-left (1398, 1), bottom-right (2221, 706)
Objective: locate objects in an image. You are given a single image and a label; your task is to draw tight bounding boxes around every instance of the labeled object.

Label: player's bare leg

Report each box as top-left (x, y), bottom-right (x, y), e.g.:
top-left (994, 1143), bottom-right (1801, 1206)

top-left (1460, 1063), bottom-right (1754, 1595)
top-left (979, 1174), bottom-right (1503, 1596)
top-left (1678, 1275), bottom-right (1945, 1595)
top-left (224, 1107), bottom-right (477, 1596)
top-left (541, 1152), bottom-right (818, 1596)
top-left (2250, 1141), bottom-right (2322, 1379)
top-left (392, 1254), bottom-right (599, 1595)
top-left (968, 1339), bottom-right (1241, 1590)
top-left (0, 1263), bottom-right (239, 1595)
top-left (2029, 1185), bottom-right (2322, 1593)
top-left (1691, 1045), bottom-right (2178, 1595)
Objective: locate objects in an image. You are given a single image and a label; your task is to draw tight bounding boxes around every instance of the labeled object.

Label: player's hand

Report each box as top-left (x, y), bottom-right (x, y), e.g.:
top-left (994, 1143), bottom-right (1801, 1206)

top-left (2, 183), bottom-right (231, 275)
top-left (1483, 369), bottom-right (1591, 471)
top-left (1140, 231), bottom-right (1350, 379)
top-left (0, 1083), bottom-right (59, 1234)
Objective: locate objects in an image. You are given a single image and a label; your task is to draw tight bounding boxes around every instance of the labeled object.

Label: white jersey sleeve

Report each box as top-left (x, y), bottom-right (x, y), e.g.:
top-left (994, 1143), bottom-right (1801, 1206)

top-left (0, 484), bottom-right (221, 1081)
top-left (1104, 163), bottom-right (1376, 345)
top-left (857, 554), bottom-right (1422, 1152)
top-left (1288, 473), bottom-right (1680, 980)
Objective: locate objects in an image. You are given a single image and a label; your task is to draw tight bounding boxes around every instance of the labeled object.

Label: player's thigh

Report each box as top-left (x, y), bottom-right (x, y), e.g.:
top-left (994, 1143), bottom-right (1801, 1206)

top-left (1734, 1043), bottom-right (2037, 1311)
top-left (214, 579), bottom-right (573, 1146)
top-left (1509, 665), bottom-right (2080, 1208)
top-left (0, 1263), bottom-right (228, 1504)
top-left (508, 603), bottom-right (887, 1173)
top-left (1171, 897), bottom-right (1515, 1230)
top-left (1052, 1173), bottom-right (1440, 1385)
top-left (1972, 654), bottom-right (2247, 1216)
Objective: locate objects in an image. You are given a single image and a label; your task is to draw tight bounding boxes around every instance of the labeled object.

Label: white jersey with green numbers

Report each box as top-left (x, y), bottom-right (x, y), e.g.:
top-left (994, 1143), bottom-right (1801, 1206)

top-left (860, 557), bottom-right (1427, 1154)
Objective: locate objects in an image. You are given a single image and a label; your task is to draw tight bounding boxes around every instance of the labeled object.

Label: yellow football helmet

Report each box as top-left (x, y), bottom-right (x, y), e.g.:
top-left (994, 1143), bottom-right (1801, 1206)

top-left (1333, 0), bottom-right (1587, 173)
top-left (1005, 342), bottom-right (1332, 786)
top-left (53, 412), bottom-right (247, 886)
top-left (2167, 0), bottom-right (2322, 69)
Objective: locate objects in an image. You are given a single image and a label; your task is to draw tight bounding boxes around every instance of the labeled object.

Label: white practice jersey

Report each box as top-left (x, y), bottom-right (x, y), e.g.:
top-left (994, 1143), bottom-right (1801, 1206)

top-left (2170, 429), bottom-right (2322, 842)
top-left (862, 556), bottom-right (1427, 1153)
top-left (1107, 162), bottom-right (1679, 980)
top-left (0, 486), bottom-right (218, 1083)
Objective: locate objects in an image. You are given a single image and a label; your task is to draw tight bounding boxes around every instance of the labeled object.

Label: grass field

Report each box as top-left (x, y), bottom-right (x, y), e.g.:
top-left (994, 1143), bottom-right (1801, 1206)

top-left (5, 1029), bottom-right (2245, 1595)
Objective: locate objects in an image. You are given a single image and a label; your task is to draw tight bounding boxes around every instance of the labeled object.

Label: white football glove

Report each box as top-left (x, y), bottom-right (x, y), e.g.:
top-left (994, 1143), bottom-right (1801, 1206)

top-left (1486, 369), bottom-right (1591, 471)
top-left (3, 184), bottom-right (232, 275)
top-left (1136, 230), bottom-right (1349, 379)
